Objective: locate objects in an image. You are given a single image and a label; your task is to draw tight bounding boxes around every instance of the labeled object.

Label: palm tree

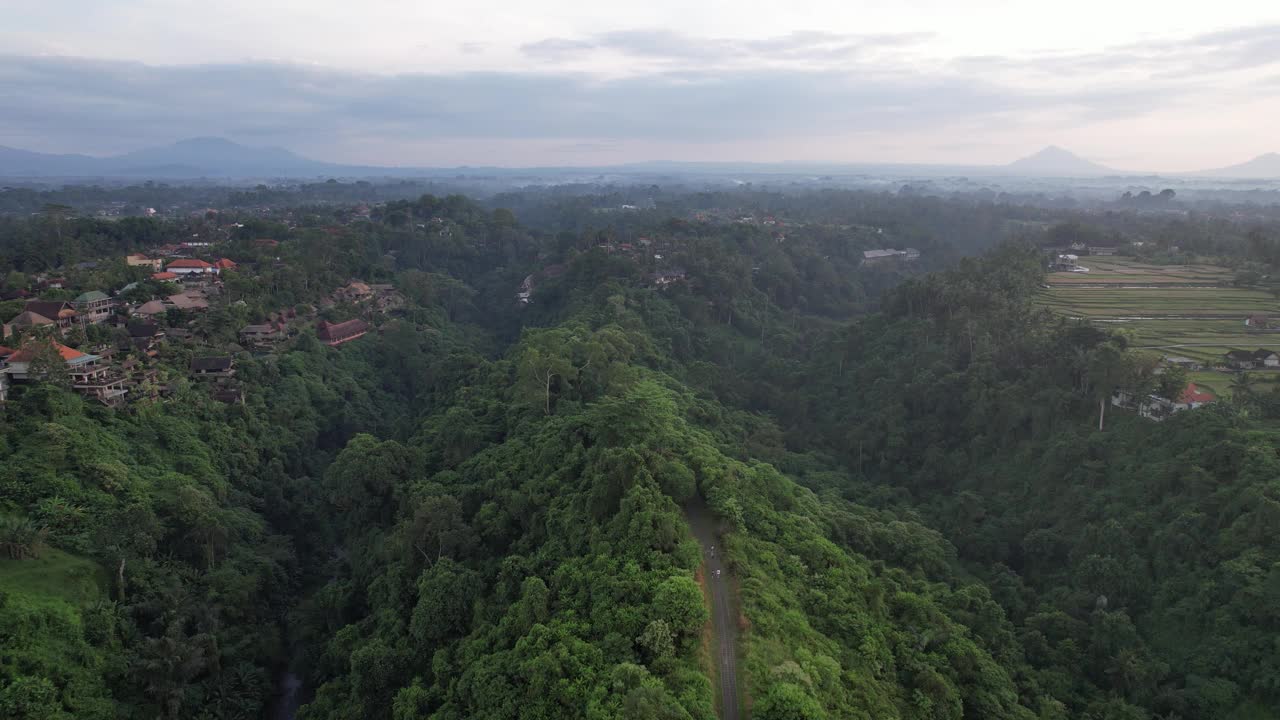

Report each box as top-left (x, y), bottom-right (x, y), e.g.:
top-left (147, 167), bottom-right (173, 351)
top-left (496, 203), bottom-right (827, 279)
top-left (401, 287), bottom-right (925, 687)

top-left (0, 515), bottom-right (49, 559)
top-left (41, 203), bottom-right (74, 245)
top-left (1230, 372), bottom-right (1256, 401)
top-left (136, 626), bottom-right (209, 719)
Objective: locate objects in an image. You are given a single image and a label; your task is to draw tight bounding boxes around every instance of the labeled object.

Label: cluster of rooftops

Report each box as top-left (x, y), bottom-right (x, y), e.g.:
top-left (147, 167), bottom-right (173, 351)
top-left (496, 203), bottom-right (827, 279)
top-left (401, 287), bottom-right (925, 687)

top-left (1, 244), bottom-right (394, 406)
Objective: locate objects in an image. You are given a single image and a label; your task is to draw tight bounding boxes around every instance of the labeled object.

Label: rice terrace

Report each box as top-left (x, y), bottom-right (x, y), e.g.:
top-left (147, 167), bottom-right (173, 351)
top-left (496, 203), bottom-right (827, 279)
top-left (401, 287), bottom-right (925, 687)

top-left (1037, 255), bottom-right (1280, 397)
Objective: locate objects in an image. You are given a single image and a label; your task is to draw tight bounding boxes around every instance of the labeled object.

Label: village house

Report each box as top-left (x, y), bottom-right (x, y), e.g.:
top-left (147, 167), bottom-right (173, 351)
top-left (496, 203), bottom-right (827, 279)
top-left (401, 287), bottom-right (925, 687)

top-left (152, 271), bottom-right (179, 282)
top-left (166, 258), bottom-right (218, 276)
top-left (126, 253), bottom-right (165, 270)
top-left (1224, 349), bottom-right (1280, 370)
top-left (369, 284), bottom-right (404, 312)
top-left (1245, 314), bottom-right (1273, 329)
top-left (862, 249), bottom-right (899, 265)
top-left (1138, 383), bottom-right (1215, 421)
top-left (214, 258), bottom-right (237, 271)
top-left (166, 293), bottom-right (210, 311)
top-left (862, 248), bottom-right (920, 266)
top-left (1088, 246), bottom-right (1119, 256)
top-left (339, 281), bottom-right (374, 302)
top-left (190, 356), bottom-right (235, 379)
top-left (516, 275), bottom-right (535, 304)
top-left (124, 323), bottom-right (164, 356)
top-left (73, 291), bottom-right (115, 324)
top-left (316, 319), bottom-right (368, 347)
top-left (212, 386), bottom-right (245, 404)
top-left (1254, 349), bottom-right (1280, 368)
top-left (240, 323), bottom-right (287, 347)
top-left (1162, 355), bottom-right (1202, 371)
top-left (3, 340), bottom-right (127, 405)
top-left (119, 358), bottom-right (160, 399)
top-left (24, 300), bottom-right (77, 330)
top-left (178, 272), bottom-right (218, 289)
top-left (5, 310), bottom-right (57, 337)
top-left (652, 268), bottom-right (688, 287)
top-left (0, 347), bottom-right (12, 402)
top-left (1224, 349), bottom-right (1258, 370)
top-left (132, 299), bottom-right (168, 319)
top-left (1050, 253), bottom-right (1091, 273)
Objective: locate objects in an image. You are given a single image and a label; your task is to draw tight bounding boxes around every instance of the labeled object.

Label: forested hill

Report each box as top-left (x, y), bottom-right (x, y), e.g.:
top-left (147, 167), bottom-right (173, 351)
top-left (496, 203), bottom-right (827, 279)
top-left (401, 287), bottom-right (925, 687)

top-left (2, 193), bottom-right (1279, 720)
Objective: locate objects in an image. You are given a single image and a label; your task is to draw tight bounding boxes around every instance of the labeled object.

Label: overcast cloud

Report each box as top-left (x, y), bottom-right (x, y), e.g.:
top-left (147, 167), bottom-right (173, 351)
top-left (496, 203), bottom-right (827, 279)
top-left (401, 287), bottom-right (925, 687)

top-left (2, 1), bottom-right (1279, 170)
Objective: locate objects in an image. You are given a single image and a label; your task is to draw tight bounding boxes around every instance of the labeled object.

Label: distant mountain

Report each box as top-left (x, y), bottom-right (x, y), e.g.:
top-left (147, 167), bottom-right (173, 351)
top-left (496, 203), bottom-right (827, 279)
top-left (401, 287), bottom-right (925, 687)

top-left (0, 145), bottom-right (108, 176)
top-left (112, 137), bottom-right (331, 175)
top-left (1198, 153), bottom-right (1280, 179)
top-left (1005, 146), bottom-right (1116, 176)
top-left (0, 137), bottom-right (347, 178)
top-left (10, 138), bottom-right (1274, 181)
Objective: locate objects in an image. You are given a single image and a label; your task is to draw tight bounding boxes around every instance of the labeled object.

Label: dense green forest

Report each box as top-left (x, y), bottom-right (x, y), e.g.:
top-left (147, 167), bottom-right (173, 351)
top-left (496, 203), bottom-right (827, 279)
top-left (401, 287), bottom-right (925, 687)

top-left (2, 188), bottom-right (1280, 720)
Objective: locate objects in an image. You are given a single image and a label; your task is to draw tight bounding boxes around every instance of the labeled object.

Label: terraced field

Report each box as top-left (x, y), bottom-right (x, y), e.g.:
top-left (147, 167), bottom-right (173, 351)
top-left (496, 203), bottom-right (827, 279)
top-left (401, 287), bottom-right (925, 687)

top-left (1038, 256), bottom-right (1280, 365)
top-left (1048, 256), bottom-right (1233, 285)
top-left (1039, 286), bottom-right (1275, 319)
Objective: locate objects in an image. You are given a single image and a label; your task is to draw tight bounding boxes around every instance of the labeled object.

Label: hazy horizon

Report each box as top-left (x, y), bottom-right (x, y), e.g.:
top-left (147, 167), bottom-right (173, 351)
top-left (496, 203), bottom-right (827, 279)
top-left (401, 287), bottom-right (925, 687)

top-left (4, 0), bottom-right (1279, 171)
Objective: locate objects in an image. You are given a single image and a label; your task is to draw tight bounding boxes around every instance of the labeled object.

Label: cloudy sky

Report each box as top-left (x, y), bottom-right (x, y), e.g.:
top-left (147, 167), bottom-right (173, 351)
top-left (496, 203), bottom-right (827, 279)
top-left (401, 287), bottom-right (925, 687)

top-left (2, 0), bottom-right (1279, 170)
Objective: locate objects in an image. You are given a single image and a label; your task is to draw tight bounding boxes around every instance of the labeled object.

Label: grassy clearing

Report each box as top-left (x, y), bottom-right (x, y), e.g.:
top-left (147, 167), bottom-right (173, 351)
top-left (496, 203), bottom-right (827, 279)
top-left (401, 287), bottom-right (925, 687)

top-left (0, 548), bottom-right (105, 606)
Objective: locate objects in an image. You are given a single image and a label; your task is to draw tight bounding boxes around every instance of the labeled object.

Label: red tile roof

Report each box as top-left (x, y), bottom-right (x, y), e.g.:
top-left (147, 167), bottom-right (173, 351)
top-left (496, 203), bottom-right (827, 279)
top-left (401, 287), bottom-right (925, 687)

top-left (1180, 383), bottom-right (1215, 404)
top-left (215, 258), bottom-right (237, 269)
top-left (152, 271), bottom-right (179, 280)
top-left (317, 318), bottom-right (369, 345)
top-left (8, 340), bottom-right (87, 363)
top-left (167, 259), bottom-right (213, 269)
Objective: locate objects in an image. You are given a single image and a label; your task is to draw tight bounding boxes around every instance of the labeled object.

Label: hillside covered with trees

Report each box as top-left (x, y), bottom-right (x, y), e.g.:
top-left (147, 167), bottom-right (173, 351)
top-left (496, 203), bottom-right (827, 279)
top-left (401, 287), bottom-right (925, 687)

top-left (2, 187), bottom-right (1279, 720)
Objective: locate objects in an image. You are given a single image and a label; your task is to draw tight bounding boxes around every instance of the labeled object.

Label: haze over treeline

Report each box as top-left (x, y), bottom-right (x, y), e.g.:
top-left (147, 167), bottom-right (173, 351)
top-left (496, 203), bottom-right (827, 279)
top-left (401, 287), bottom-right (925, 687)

top-left (3, 138), bottom-right (1280, 183)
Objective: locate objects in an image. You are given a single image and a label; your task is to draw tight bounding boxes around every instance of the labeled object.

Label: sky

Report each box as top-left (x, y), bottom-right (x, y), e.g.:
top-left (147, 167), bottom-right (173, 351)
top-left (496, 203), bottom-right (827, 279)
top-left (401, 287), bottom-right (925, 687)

top-left (2, 0), bottom-right (1279, 170)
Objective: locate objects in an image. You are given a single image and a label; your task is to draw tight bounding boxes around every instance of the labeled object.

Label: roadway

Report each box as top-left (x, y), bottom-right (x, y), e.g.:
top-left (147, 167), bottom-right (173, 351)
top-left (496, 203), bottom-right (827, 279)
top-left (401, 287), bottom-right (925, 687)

top-left (686, 501), bottom-right (740, 720)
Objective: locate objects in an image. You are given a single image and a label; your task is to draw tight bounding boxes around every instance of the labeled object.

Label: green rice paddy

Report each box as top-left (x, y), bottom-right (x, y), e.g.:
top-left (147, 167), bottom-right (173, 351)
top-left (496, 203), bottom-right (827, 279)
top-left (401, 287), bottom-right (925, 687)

top-left (1047, 256), bottom-right (1233, 285)
top-left (1038, 256), bottom-right (1280, 368)
top-left (1037, 286), bottom-right (1276, 319)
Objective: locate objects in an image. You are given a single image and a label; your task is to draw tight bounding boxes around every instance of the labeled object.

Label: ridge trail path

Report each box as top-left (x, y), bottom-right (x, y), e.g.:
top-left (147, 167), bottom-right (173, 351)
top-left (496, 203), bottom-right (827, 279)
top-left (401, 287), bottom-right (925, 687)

top-left (686, 500), bottom-right (741, 720)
